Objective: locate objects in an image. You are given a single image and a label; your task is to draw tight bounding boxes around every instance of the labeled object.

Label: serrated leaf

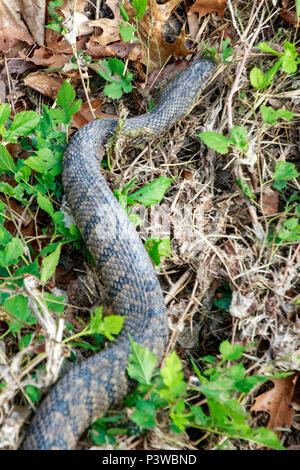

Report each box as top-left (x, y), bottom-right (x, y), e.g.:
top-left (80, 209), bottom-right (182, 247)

top-left (104, 82), bottom-right (123, 99)
top-left (131, 399), bottom-right (156, 428)
top-left (197, 132), bottom-right (231, 154)
top-left (0, 237), bottom-right (24, 267)
top-left (5, 111), bottom-right (41, 140)
top-left (127, 335), bottom-right (157, 385)
top-left (130, 176), bottom-right (173, 206)
top-left (161, 350), bottom-right (184, 389)
top-left (0, 144), bottom-right (16, 174)
top-left (219, 340), bottom-right (246, 360)
top-left (37, 193), bottom-right (55, 218)
top-left (132, 0), bottom-right (147, 17)
top-left (261, 105), bottom-right (293, 124)
top-left (4, 294), bottom-right (36, 334)
top-left (119, 23), bottom-right (137, 42)
top-left (145, 237), bottom-right (171, 266)
top-left (43, 292), bottom-right (65, 313)
top-left (24, 148), bottom-right (62, 176)
top-left (0, 103), bottom-right (10, 124)
top-left (274, 161), bottom-right (298, 181)
top-left (229, 126), bottom-right (248, 152)
top-left (41, 243), bottom-right (61, 283)
top-left (57, 81), bottom-right (75, 109)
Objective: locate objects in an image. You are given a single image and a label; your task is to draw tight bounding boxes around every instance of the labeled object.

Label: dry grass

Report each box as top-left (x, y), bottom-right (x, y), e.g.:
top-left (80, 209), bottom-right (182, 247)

top-left (0, 0), bottom-right (299, 450)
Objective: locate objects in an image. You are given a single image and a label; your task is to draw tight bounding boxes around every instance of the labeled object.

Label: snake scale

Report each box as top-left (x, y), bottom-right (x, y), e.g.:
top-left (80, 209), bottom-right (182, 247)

top-left (21, 58), bottom-right (214, 449)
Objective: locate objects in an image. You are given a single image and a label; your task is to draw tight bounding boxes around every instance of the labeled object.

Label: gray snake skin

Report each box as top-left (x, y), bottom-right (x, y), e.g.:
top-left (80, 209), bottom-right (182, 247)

top-left (21, 58), bottom-right (214, 449)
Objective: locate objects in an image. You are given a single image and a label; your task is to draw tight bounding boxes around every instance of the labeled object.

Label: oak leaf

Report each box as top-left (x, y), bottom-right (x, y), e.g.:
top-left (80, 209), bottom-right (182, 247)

top-left (24, 72), bottom-right (64, 100)
top-left (88, 0), bottom-right (122, 46)
top-left (188, 0), bottom-right (228, 17)
top-left (251, 373), bottom-right (298, 433)
top-left (125, 0), bottom-right (193, 72)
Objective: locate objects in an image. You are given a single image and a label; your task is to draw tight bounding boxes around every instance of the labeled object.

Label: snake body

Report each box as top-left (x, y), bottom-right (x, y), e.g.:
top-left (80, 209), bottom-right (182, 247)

top-left (21, 58), bottom-right (214, 450)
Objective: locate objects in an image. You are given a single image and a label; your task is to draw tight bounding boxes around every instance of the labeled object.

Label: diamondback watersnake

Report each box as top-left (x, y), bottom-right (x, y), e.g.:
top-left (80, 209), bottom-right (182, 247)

top-left (21, 58), bottom-right (215, 449)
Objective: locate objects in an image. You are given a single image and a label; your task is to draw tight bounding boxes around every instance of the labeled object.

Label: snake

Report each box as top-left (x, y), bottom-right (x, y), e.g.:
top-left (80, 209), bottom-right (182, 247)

top-left (21, 58), bottom-right (214, 450)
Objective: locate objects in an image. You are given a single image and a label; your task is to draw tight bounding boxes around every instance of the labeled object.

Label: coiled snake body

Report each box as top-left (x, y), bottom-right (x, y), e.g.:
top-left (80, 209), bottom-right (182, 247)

top-left (21, 58), bottom-right (214, 449)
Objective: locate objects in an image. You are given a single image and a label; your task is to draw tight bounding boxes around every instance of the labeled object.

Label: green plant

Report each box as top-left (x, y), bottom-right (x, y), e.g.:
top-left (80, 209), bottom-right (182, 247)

top-left (46, 0), bottom-right (67, 35)
top-left (250, 41), bottom-right (300, 90)
top-left (90, 337), bottom-right (285, 450)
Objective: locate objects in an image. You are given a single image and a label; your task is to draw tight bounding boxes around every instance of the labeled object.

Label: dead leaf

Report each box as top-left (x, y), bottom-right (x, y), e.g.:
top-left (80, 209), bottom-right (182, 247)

top-left (125, 0), bottom-right (193, 71)
top-left (21, 0), bottom-right (46, 45)
top-left (88, 0), bottom-right (122, 46)
top-left (251, 373), bottom-right (298, 433)
top-left (188, 0), bottom-right (228, 17)
top-left (24, 72), bottom-right (64, 100)
top-left (86, 40), bottom-right (143, 61)
top-left (19, 47), bottom-right (69, 69)
top-left (261, 188), bottom-right (279, 216)
top-left (0, 0), bottom-right (34, 52)
top-left (71, 99), bottom-right (118, 129)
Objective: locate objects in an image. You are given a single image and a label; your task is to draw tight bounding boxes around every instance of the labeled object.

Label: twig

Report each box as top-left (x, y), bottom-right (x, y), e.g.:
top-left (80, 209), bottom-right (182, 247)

top-left (280, 243), bottom-right (300, 288)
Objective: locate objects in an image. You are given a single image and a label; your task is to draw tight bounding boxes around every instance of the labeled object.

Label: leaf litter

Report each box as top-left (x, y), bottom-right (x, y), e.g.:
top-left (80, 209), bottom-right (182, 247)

top-left (0, 0), bottom-right (299, 452)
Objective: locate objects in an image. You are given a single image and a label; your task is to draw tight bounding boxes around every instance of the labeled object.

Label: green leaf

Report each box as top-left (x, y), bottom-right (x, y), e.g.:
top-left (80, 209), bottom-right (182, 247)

top-left (43, 292), bottom-right (65, 313)
top-left (278, 217), bottom-right (300, 242)
top-left (197, 132), bottom-right (231, 154)
top-left (282, 41), bottom-right (298, 73)
top-left (96, 59), bottom-right (133, 98)
top-left (57, 81), bottom-right (75, 109)
top-left (260, 105), bottom-right (294, 124)
top-left (120, 5), bottom-right (129, 21)
top-left (25, 385), bottom-right (40, 403)
top-left (274, 161), bottom-right (298, 181)
top-left (219, 340), bottom-right (246, 360)
top-left (18, 333), bottom-right (33, 350)
top-left (256, 42), bottom-right (281, 55)
top-left (5, 111), bottom-right (41, 140)
top-left (104, 82), bottom-right (124, 99)
top-left (127, 335), bottom-right (157, 385)
top-left (221, 37), bottom-right (234, 61)
top-left (144, 237), bottom-right (171, 266)
top-left (131, 399), bottom-right (157, 428)
top-left (41, 243), bottom-right (61, 283)
top-left (0, 103), bottom-right (10, 124)
top-left (3, 294), bottom-right (37, 334)
top-left (132, 0), bottom-right (147, 17)
top-left (130, 176), bottom-right (173, 206)
top-left (87, 307), bottom-right (124, 341)
top-left (119, 23), bottom-right (137, 42)
top-left (160, 350), bottom-right (187, 399)
top-left (229, 126), bottom-right (248, 152)
top-left (24, 148), bottom-right (62, 176)
top-left (0, 237), bottom-right (24, 267)
top-left (250, 60), bottom-right (282, 90)
top-left (250, 67), bottom-right (269, 89)
top-left (37, 193), bottom-right (55, 218)
top-left (0, 144), bottom-right (16, 174)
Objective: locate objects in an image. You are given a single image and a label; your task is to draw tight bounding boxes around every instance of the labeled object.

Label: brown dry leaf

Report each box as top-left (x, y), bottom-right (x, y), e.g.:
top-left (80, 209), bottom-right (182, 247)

top-left (45, 0), bottom-right (91, 49)
top-left (0, 0), bottom-right (34, 52)
top-left (88, 0), bottom-right (122, 46)
top-left (21, 0), bottom-right (46, 45)
top-left (19, 47), bottom-right (69, 69)
top-left (86, 40), bottom-right (143, 61)
top-left (261, 188), bottom-right (279, 216)
top-left (188, 0), bottom-right (228, 17)
top-left (280, 0), bottom-right (300, 27)
top-left (71, 99), bottom-right (118, 130)
top-left (251, 373), bottom-right (298, 433)
top-left (125, 0), bottom-right (193, 71)
top-left (24, 72), bottom-right (64, 100)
